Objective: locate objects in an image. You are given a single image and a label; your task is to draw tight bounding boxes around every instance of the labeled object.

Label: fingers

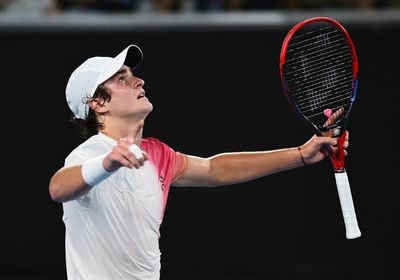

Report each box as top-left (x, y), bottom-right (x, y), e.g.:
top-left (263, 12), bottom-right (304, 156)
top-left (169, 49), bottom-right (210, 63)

top-left (327, 130), bottom-right (350, 157)
top-left (110, 137), bottom-right (147, 169)
top-left (303, 129), bottom-right (350, 165)
top-left (315, 135), bottom-right (338, 147)
top-left (103, 120), bottom-right (147, 171)
top-left (323, 127), bottom-right (350, 138)
top-left (334, 131), bottom-right (349, 149)
top-left (316, 135), bottom-right (349, 154)
top-left (325, 127), bottom-right (341, 138)
top-left (108, 119), bottom-right (147, 169)
top-left (344, 130), bottom-right (349, 141)
top-left (330, 146), bottom-right (348, 156)
top-left (321, 107), bottom-right (350, 155)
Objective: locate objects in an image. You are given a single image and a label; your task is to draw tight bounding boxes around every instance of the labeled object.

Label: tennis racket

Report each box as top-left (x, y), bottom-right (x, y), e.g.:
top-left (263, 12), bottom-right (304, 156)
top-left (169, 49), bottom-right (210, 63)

top-left (279, 17), bottom-right (361, 239)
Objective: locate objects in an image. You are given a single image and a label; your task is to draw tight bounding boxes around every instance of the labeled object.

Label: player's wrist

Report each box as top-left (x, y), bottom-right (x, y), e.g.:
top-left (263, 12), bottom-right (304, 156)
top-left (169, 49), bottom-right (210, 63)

top-left (297, 146), bottom-right (308, 166)
top-left (81, 154), bottom-right (116, 187)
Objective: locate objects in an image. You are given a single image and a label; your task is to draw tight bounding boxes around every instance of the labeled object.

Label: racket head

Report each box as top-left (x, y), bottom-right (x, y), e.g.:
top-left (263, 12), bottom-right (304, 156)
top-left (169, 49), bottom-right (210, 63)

top-left (280, 17), bottom-right (358, 135)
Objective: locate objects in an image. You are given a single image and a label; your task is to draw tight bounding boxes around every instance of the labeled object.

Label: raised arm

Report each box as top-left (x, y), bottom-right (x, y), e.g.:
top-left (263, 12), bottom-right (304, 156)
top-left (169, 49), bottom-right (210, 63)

top-left (173, 133), bottom-right (348, 187)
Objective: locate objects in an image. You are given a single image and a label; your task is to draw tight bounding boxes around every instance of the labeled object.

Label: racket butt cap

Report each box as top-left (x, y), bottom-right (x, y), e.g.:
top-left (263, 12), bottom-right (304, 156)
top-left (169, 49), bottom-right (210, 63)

top-left (346, 230), bottom-right (361, 239)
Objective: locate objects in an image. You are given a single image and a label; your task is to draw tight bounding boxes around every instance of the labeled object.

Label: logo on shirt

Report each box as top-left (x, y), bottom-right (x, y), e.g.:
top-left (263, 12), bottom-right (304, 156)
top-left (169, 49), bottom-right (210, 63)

top-left (159, 175), bottom-right (166, 192)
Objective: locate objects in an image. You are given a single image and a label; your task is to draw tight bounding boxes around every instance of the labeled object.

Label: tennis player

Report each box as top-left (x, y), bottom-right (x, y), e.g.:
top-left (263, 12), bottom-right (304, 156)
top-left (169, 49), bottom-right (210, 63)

top-left (49, 44), bottom-right (349, 280)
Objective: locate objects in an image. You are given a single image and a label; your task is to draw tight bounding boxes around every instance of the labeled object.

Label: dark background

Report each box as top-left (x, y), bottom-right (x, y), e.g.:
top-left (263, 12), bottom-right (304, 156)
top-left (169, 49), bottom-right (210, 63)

top-left (1, 16), bottom-right (399, 279)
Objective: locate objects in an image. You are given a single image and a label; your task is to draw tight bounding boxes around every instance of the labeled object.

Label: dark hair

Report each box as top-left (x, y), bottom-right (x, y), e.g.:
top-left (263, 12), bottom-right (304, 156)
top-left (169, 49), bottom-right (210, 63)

top-left (71, 84), bottom-right (111, 139)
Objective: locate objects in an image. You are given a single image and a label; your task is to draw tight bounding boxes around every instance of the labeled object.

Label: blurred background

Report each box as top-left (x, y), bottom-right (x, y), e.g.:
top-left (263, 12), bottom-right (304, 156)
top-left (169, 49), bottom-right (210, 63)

top-left (1, 0), bottom-right (399, 279)
top-left (0, 0), bottom-right (399, 14)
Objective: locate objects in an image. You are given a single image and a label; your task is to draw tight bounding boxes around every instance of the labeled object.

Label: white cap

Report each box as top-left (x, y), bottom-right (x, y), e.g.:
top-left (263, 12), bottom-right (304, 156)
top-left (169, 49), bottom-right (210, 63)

top-left (66, 44), bottom-right (143, 119)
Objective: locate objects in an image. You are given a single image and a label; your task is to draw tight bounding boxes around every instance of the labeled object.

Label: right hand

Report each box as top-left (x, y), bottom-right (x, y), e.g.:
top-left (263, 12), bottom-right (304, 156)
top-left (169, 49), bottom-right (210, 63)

top-left (103, 120), bottom-right (148, 171)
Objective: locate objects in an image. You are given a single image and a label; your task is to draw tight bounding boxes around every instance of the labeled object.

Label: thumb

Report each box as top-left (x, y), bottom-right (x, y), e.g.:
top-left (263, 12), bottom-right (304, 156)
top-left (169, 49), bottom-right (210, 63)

top-left (326, 127), bottom-right (342, 138)
top-left (319, 136), bottom-right (338, 146)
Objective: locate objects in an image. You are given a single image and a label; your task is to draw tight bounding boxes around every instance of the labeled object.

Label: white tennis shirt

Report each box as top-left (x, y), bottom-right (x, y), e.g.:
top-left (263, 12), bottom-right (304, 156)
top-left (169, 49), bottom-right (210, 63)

top-left (62, 133), bottom-right (187, 280)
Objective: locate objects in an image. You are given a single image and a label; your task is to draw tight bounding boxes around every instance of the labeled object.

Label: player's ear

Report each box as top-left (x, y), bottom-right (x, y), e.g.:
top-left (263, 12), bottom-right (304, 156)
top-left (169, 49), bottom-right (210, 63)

top-left (88, 98), bottom-right (109, 114)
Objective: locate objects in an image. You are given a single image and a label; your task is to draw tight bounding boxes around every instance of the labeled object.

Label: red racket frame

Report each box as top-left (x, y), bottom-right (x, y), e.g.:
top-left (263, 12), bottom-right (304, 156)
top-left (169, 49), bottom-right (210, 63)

top-left (279, 17), bottom-right (358, 171)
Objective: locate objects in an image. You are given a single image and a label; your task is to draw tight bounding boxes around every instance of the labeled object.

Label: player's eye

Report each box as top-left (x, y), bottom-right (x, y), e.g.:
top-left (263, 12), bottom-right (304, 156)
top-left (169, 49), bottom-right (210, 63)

top-left (118, 75), bottom-right (126, 83)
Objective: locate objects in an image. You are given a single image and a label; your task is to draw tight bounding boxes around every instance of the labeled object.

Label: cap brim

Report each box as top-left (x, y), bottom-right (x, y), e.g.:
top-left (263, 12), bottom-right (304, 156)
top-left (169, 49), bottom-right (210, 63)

top-left (99, 44), bottom-right (143, 85)
top-left (124, 44), bottom-right (143, 70)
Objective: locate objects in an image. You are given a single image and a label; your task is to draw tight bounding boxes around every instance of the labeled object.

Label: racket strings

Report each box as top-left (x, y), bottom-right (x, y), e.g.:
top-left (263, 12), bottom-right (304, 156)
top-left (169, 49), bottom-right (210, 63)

top-left (285, 46), bottom-right (352, 78)
top-left (285, 24), bottom-right (333, 45)
top-left (285, 32), bottom-right (352, 83)
top-left (285, 34), bottom-right (348, 65)
top-left (292, 70), bottom-right (352, 100)
top-left (297, 83), bottom-right (352, 112)
top-left (288, 67), bottom-right (353, 116)
top-left (290, 67), bottom-right (352, 95)
top-left (306, 102), bottom-right (349, 119)
top-left (283, 23), bottom-right (355, 123)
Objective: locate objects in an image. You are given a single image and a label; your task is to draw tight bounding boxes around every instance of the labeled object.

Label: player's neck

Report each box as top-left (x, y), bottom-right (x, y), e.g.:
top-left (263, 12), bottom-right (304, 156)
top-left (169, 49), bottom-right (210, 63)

top-left (99, 119), bottom-right (144, 143)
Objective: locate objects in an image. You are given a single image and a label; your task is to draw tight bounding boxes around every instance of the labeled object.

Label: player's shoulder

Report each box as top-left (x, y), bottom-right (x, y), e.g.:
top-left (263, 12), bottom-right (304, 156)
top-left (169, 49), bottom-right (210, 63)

top-left (69, 133), bottom-right (114, 158)
top-left (141, 137), bottom-right (165, 145)
top-left (141, 137), bottom-right (169, 150)
top-left (141, 137), bottom-right (178, 157)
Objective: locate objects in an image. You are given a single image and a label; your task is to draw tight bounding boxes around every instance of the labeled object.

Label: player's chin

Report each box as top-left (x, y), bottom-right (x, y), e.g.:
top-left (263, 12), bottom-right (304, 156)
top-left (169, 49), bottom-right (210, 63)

top-left (143, 101), bottom-right (153, 112)
top-left (140, 102), bottom-right (153, 114)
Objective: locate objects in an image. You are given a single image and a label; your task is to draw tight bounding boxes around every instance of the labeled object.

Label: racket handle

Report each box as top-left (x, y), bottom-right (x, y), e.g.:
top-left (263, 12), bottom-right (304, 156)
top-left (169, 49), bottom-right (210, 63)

top-left (334, 171), bottom-right (361, 239)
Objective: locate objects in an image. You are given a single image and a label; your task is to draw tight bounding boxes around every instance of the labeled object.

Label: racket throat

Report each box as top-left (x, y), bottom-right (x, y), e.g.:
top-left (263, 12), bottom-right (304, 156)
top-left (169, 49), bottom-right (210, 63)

top-left (328, 133), bottom-right (346, 171)
top-left (330, 156), bottom-right (345, 171)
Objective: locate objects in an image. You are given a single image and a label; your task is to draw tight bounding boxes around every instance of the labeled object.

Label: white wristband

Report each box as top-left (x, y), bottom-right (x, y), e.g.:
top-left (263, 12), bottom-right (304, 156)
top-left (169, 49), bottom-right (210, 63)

top-left (81, 154), bottom-right (115, 187)
top-left (129, 144), bottom-right (144, 161)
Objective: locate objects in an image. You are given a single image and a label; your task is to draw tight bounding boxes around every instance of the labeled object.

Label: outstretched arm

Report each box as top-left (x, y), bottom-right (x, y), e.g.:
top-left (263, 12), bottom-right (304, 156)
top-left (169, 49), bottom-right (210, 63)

top-left (173, 133), bottom-right (349, 187)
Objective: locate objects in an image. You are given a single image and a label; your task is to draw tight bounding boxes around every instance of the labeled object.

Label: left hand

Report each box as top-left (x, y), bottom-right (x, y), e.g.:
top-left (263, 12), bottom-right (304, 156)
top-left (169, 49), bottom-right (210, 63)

top-left (299, 130), bottom-right (349, 165)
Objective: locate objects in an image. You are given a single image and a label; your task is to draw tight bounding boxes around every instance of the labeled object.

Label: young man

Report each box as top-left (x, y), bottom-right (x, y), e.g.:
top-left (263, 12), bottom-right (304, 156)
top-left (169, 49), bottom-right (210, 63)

top-left (49, 44), bottom-right (349, 279)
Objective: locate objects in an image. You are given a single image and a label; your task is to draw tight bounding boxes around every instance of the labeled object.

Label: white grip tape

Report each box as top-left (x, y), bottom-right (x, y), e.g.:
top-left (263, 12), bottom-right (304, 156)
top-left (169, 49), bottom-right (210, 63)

top-left (129, 144), bottom-right (144, 161)
top-left (334, 171), bottom-right (361, 239)
top-left (81, 154), bottom-right (115, 187)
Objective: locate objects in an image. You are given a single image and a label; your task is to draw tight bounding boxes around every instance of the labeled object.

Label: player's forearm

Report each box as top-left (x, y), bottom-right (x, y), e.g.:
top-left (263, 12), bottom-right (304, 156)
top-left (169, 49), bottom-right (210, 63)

top-left (49, 165), bottom-right (91, 202)
top-left (209, 147), bottom-right (304, 186)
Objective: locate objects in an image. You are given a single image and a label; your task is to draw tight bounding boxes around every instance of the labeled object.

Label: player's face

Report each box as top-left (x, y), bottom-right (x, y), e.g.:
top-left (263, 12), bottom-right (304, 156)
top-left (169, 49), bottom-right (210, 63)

top-left (104, 65), bottom-right (153, 119)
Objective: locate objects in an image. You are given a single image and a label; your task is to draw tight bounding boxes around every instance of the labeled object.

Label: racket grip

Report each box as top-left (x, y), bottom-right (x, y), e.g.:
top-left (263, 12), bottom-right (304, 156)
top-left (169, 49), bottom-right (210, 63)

top-left (334, 171), bottom-right (361, 239)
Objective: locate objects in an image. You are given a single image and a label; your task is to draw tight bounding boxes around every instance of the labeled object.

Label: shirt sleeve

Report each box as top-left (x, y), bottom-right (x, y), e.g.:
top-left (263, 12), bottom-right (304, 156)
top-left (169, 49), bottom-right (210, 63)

top-left (140, 138), bottom-right (188, 190)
